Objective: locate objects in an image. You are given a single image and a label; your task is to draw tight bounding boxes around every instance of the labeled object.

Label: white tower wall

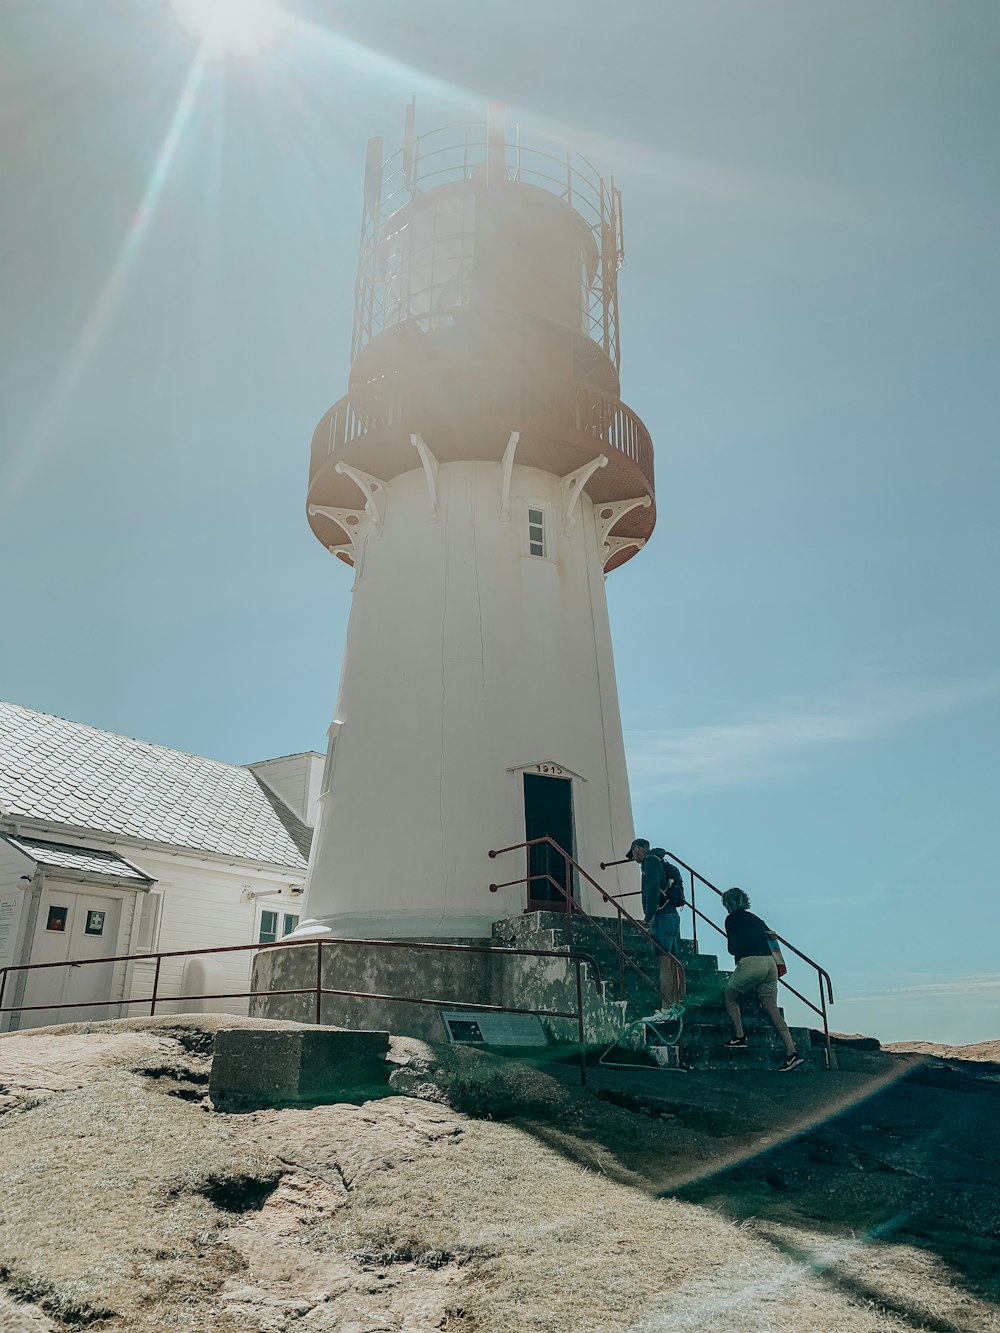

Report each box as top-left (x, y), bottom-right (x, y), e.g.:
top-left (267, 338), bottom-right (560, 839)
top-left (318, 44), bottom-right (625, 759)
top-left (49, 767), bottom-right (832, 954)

top-left (301, 460), bottom-right (636, 937)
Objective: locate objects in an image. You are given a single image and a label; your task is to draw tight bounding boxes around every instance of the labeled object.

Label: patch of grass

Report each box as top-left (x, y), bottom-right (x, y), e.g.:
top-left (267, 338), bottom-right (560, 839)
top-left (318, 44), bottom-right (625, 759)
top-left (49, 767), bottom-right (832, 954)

top-left (0, 1070), bottom-right (275, 1324)
top-left (6, 1022), bottom-right (998, 1333)
top-left (1, 1267), bottom-right (114, 1327)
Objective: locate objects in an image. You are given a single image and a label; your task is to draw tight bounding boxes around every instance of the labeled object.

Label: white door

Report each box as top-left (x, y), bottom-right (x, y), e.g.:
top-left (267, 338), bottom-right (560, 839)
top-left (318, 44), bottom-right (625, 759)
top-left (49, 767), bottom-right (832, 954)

top-left (19, 890), bottom-right (122, 1027)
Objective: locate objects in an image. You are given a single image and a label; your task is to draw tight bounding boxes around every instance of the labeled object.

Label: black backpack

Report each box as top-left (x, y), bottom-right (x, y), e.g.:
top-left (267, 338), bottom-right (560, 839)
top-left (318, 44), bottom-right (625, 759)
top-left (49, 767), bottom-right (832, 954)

top-left (651, 849), bottom-right (686, 910)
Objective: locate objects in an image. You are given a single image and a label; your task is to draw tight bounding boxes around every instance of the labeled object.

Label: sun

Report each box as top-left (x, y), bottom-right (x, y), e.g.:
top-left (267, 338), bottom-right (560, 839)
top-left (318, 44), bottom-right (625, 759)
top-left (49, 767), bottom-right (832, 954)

top-left (170, 0), bottom-right (290, 59)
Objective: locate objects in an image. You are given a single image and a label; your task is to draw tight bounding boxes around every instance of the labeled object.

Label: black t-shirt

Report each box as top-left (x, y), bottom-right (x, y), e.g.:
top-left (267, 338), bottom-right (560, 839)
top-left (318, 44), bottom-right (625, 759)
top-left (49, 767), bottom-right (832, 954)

top-left (725, 909), bottom-right (771, 961)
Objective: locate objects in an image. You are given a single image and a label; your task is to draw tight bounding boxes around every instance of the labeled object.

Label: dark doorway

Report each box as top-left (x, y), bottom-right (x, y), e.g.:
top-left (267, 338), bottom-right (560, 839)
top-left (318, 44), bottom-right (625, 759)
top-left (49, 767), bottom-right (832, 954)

top-left (522, 773), bottom-right (575, 912)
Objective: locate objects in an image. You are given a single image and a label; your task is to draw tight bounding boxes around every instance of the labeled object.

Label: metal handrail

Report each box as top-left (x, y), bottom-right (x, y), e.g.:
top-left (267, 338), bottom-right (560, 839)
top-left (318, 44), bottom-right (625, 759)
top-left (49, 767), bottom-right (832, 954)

top-left (488, 836), bottom-right (686, 1004)
top-left (310, 365), bottom-right (655, 494)
top-left (602, 851), bottom-right (835, 1069)
top-left (0, 934), bottom-right (604, 1086)
top-left (491, 869), bottom-right (670, 1011)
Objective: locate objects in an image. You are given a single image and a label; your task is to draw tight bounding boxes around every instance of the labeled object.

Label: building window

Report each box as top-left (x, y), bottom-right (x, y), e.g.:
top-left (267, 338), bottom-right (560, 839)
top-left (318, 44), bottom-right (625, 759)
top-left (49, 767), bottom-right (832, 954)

top-left (258, 910), bottom-right (299, 945)
top-left (46, 905), bottom-right (68, 933)
top-left (527, 507), bottom-right (547, 558)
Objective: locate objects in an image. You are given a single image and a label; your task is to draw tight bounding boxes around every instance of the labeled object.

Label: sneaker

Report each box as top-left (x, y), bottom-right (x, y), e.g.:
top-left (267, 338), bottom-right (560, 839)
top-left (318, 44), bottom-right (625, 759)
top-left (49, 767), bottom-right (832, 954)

top-left (649, 1008), bottom-right (678, 1024)
top-left (723, 1036), bottom-right (747, 1048)
top-left (778, 1052), bottom-right (804, 1072)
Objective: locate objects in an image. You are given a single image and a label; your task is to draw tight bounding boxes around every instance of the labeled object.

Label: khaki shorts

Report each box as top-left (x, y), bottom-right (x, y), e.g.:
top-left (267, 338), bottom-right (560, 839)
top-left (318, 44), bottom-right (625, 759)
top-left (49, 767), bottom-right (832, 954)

top-left (725, 955), bottom-right (778, 1000)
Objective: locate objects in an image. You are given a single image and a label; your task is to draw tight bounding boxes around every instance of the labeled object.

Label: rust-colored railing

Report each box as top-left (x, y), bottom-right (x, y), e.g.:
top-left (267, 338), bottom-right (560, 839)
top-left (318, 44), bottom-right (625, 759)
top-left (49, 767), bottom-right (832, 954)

top-left (488, 836), bottom-right (686, 1008)
top-left (601, 851), bottom-right (835, 1069)
top-left (0, 935), bottom-right (604, 1086)
top-left (310, 367), bottom-right (654, 493)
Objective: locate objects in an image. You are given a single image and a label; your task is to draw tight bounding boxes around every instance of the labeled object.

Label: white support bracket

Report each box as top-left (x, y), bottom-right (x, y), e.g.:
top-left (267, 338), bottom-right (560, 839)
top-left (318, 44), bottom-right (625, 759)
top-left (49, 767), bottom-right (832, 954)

top-left (498, 431), bottom-right (520, 521)
top-left (308, 504), bottom-right (367, 558)
top-left (410, 433), bottom-right (440, 520)
top-left (333, 462), bottom-right (387, 533)
top-left (594, 495), bottom-right (652, 550)
top-left (560, 455), bottom-right (608, 529)
top-left (603, 535), bottom-right (646, 569)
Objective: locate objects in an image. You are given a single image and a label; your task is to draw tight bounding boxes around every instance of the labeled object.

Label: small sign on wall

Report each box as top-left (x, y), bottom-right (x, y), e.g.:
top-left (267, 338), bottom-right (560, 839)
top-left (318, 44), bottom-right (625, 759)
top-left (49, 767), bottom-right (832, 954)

top-left (85, 910), bottom-right (106, 936)
top-left (441, 1010), bottom-right (548, 1047)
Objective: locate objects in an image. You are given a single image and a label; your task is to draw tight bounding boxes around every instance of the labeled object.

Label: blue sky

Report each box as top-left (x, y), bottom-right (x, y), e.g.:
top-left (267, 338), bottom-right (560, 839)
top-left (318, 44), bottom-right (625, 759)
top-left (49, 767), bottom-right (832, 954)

top-left (2, 1), bottom-right (997, 1044)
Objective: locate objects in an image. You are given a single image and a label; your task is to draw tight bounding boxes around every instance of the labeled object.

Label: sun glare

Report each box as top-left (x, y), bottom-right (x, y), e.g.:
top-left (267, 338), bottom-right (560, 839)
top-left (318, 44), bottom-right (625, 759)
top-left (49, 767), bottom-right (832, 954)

top-left (170, 0), bottom-right (289, 58)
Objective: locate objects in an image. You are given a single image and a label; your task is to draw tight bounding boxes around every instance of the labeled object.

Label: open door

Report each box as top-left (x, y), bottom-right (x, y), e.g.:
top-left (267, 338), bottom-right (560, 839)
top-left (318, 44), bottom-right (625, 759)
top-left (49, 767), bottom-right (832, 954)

top-left (522, 772), bottom-right (575, 912)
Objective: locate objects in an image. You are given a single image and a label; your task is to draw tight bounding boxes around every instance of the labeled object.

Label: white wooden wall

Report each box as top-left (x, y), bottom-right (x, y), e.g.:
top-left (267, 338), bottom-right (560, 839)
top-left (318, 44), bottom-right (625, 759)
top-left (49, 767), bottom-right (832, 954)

top-left (248, 753), bottom-right (324, 826)
top-left (0, 842), bottom-right (30, 974)
top-left (118, 845), bottom-right (305, 1019)
top-left (0, 835), bottom-right (306, 1027)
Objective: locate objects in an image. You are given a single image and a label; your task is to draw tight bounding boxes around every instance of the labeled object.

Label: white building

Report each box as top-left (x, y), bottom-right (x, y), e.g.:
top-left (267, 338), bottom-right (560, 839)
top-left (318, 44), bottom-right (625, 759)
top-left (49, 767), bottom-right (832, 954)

top-left (0, 700), bottom-right (320, 1030)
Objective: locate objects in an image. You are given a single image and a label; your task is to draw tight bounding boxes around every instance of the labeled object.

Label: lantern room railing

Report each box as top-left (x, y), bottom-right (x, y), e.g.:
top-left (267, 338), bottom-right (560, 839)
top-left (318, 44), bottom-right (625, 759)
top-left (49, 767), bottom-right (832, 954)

top-left (309, 368), bottom-right (654, 497)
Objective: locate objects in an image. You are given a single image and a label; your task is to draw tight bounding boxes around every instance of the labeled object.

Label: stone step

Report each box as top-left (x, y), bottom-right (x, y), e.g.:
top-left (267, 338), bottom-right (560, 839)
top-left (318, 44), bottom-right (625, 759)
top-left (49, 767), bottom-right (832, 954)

top-left (649, 1020), bottom-right (817, 1072)
top-left (618, 975), bottom-right (728, 1006)
top-left (573, 950), bottom-right (722, 986)
top-left (519, 913), bottom-right (720, 954)
top-left (682, 1004), bottom-right (794, 1027)
top-left (680, 1021), bottom-right (812, 1046)
top-left (578, 940), bottom-right (720, 969)
top-left (679, 1046), bottom-right (825, 1072)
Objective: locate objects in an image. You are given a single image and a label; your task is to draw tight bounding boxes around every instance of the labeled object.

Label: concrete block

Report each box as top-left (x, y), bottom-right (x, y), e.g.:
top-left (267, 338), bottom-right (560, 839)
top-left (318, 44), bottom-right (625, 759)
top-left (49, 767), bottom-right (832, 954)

top-left (209, 1027), bottom-right (390, 1109)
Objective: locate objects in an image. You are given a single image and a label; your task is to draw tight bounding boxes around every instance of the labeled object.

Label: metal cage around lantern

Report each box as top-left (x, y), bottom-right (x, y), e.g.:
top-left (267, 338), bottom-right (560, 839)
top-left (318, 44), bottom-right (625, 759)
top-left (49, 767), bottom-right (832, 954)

top-left (351, 102), bottom-right (625, 369)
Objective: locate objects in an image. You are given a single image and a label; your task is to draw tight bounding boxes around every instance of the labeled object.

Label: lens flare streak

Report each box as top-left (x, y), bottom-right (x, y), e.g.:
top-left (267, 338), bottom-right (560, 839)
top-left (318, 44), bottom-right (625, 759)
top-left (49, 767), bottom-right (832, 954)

top-left (1, 55), bottom-right (206, 515)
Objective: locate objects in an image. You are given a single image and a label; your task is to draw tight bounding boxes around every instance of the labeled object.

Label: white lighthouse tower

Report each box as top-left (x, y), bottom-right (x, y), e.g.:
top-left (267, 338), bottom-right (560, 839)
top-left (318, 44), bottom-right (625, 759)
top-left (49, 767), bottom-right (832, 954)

top-left (299, 103), bottom-right (656, 940)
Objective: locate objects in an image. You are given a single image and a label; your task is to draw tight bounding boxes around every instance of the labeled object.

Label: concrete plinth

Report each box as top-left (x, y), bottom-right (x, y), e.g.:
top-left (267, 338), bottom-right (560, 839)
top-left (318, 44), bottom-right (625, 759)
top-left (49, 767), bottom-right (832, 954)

top-left (250, 929), bottom-right (627, 1046)
top-left (209, 1027), bottom-right (390, 1109)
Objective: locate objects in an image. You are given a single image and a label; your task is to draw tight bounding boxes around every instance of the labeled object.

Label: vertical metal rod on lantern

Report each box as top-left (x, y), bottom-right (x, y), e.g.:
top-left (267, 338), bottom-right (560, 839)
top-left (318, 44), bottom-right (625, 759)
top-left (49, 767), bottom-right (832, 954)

top-left (487, 101), bottom-right (505, 185)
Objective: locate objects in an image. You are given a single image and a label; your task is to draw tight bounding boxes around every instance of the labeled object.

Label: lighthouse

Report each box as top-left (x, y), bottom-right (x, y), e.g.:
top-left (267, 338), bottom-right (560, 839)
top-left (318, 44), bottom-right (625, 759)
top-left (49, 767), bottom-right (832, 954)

top-left (299, 103), bottom-right (655, 940)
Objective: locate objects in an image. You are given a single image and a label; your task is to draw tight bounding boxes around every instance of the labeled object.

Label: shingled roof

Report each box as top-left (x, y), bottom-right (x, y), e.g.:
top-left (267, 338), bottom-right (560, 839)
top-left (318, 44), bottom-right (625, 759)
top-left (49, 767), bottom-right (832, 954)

top-left (0, 701), bottom-right (309, 869)
top-left (1, 834), bottom-right (155, 883)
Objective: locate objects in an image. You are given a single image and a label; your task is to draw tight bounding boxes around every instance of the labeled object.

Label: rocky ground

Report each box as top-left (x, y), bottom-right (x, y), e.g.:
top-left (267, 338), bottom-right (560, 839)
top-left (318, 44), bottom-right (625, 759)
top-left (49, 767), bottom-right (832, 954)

top-left (0, 1016), bottom-right (998, 1332)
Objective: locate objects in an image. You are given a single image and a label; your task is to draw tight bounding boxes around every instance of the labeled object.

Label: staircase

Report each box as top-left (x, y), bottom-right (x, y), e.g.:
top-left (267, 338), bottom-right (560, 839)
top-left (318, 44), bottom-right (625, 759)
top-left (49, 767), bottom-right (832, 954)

top-left (488, 837), bottom-right (840, 1071)
top-left (491, 910), bottom-right (820, 1070)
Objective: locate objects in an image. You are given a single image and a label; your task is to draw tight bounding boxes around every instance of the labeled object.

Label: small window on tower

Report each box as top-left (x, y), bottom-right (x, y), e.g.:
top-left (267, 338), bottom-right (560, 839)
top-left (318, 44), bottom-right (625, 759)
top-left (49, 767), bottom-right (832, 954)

top-left (527, 507), bottom-right (547, 558)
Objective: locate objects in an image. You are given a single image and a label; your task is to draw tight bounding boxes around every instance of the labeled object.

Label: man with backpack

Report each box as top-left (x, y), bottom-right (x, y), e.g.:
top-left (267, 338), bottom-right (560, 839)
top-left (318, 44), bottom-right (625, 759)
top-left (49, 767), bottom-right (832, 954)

top-left (629, 838), bottom-right (686, 1006)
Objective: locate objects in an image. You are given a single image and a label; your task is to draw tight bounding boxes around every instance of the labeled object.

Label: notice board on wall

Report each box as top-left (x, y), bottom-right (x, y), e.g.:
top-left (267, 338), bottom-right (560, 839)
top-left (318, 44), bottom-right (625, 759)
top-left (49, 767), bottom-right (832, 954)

top-left (440, 1010), bottom-right (548, 1047)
